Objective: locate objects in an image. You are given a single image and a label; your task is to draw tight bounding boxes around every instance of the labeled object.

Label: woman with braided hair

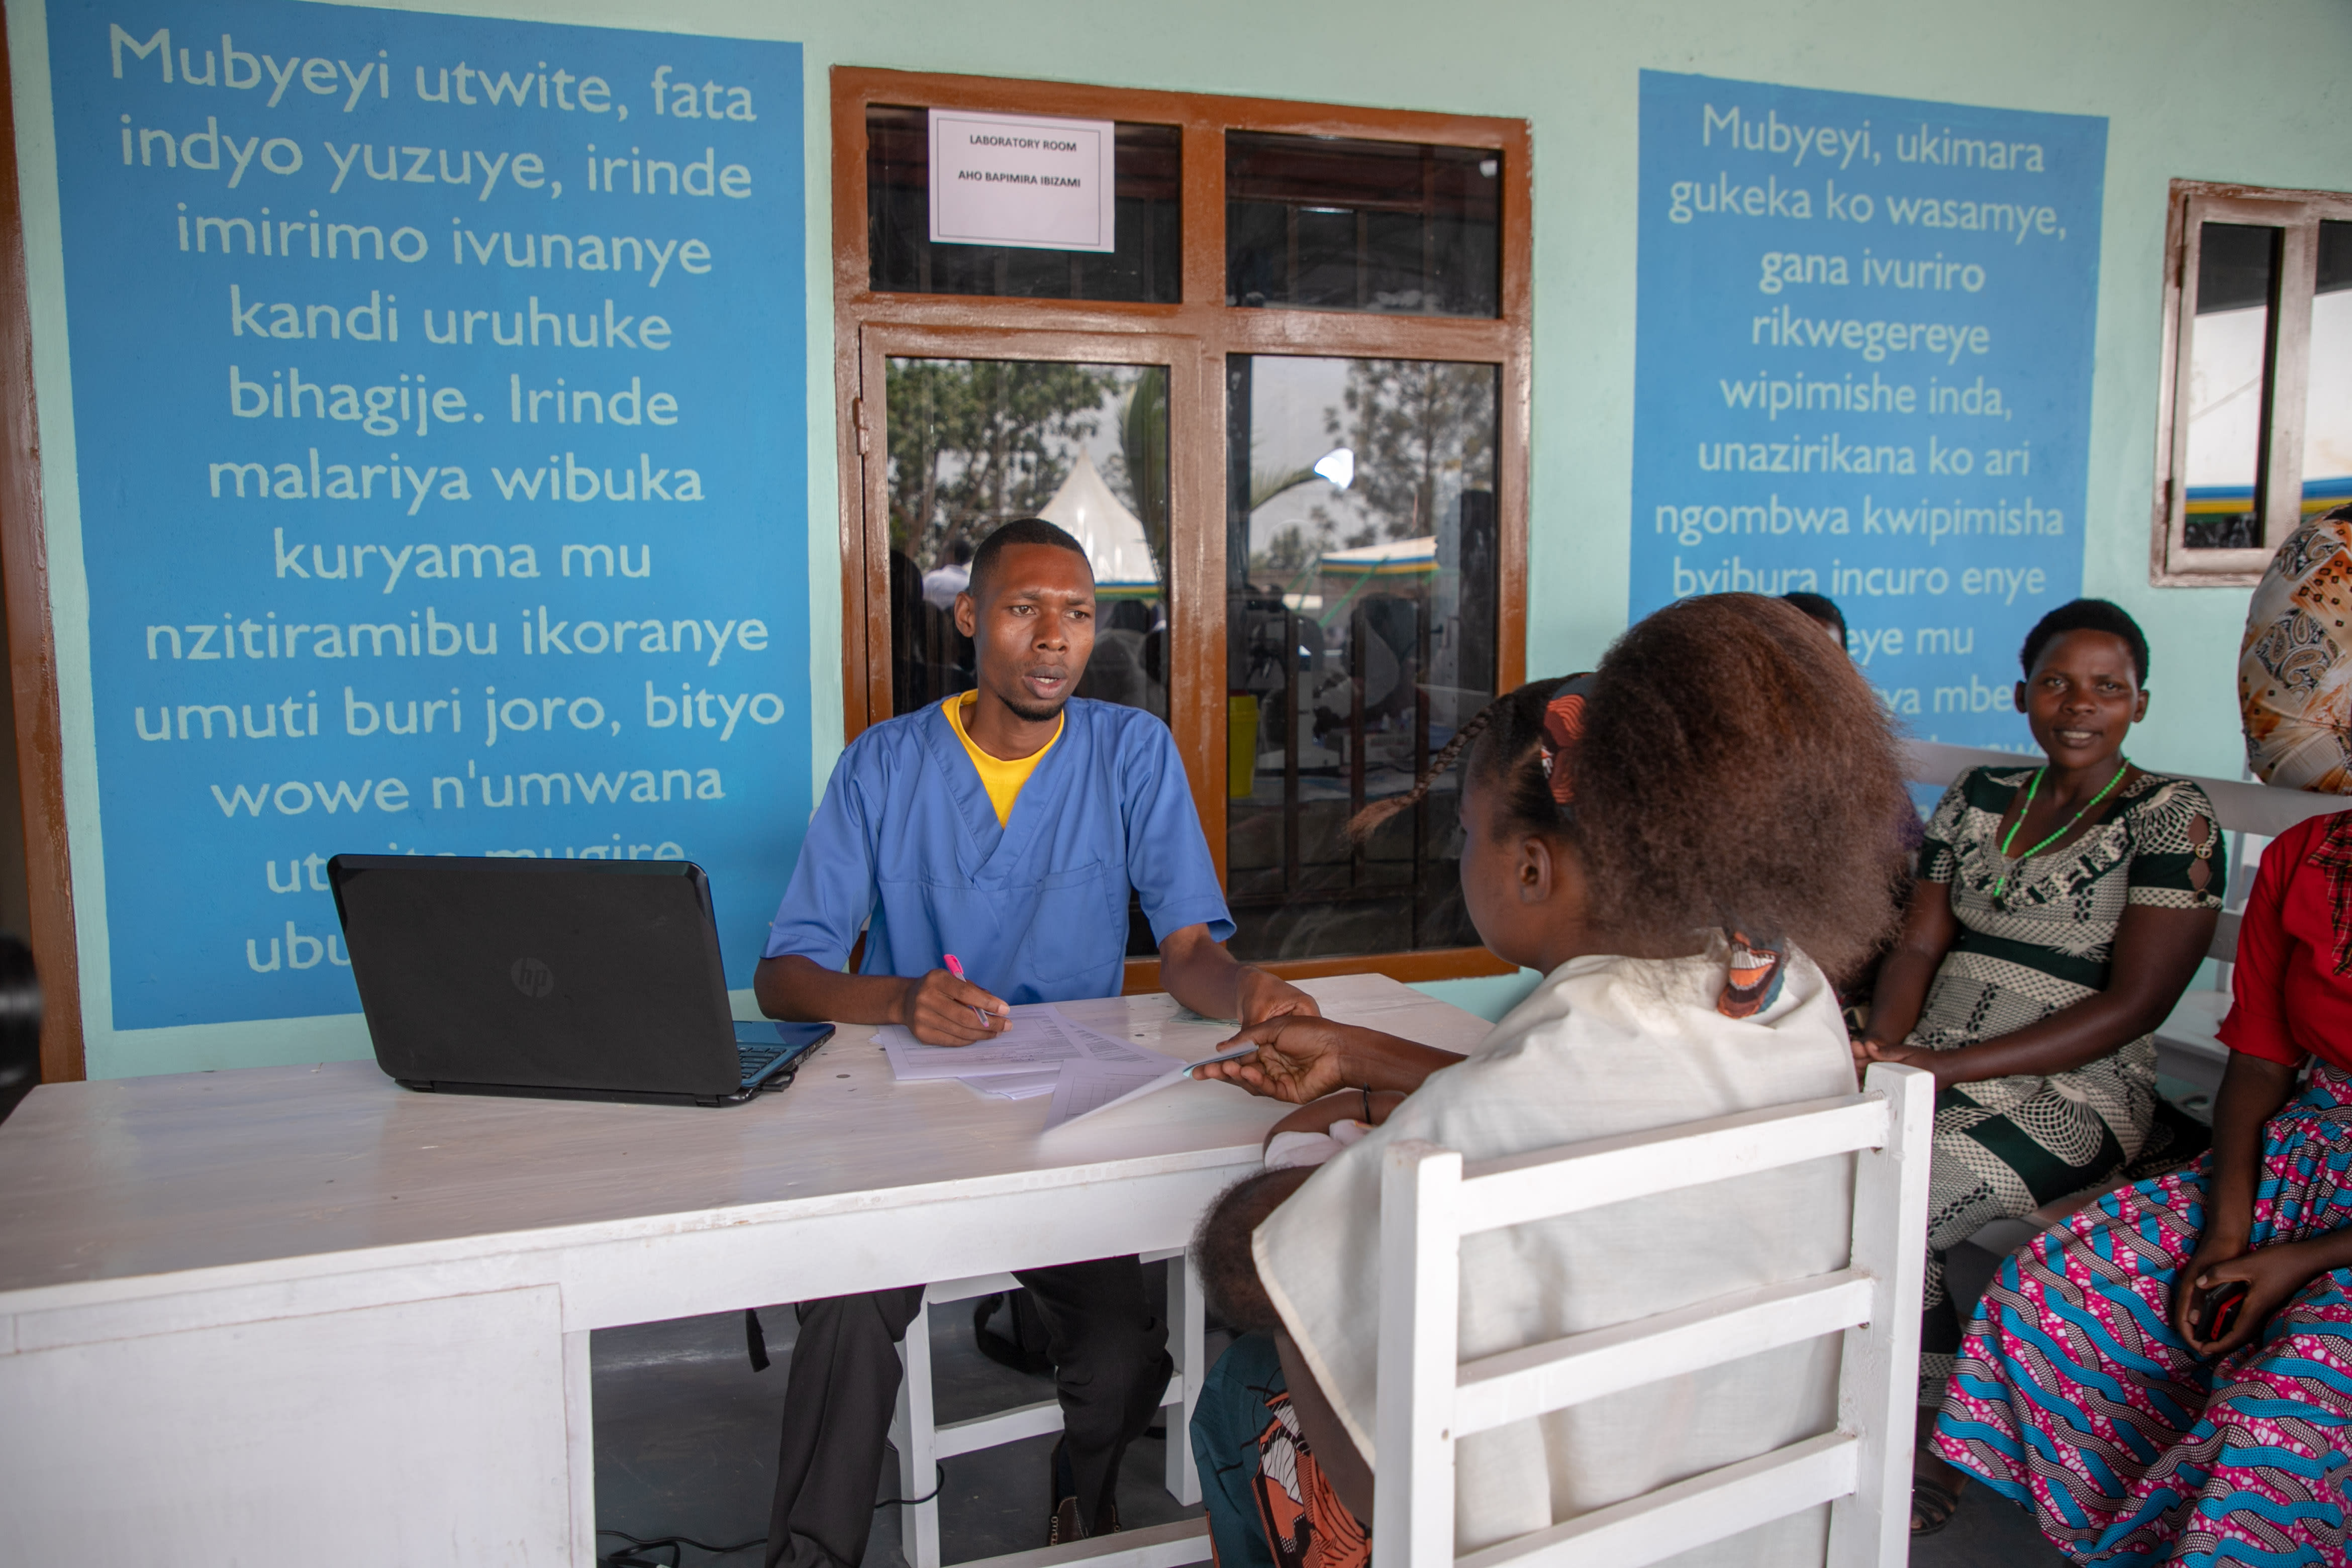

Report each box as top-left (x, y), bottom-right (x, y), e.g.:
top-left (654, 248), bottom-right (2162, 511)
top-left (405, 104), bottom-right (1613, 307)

top-left (1182, 594), bottom-right (1912, 1568)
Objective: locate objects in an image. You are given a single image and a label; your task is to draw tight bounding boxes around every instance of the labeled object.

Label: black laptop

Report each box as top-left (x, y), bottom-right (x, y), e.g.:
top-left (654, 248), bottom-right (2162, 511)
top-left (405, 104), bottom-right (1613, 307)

top-left (329, 855), bottom-right (830, 1107)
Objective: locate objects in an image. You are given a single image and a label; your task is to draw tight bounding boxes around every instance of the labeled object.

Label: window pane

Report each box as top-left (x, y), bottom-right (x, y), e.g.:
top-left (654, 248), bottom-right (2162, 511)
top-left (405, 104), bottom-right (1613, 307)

top-left (1226, 133), bottom-right (1500, 317)
top-left (883, 358), bottom-right (1169, 727)
top-left (2303, 221), bottom-right (2352, 518)
top-left (2183, 222), bottom-right (2279, 549)
top-left (1225, 356), bottom-right (1500, 962)
top-left (867, 108), bottom-right (1180, 303)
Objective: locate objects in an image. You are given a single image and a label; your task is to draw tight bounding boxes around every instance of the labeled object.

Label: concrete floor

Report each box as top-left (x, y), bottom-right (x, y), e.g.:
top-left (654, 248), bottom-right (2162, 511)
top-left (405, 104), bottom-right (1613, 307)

top-left (1922, 1487), bottom-right (2071, 1568)
top-left (590, 1264), bottom-right (2069, 1567)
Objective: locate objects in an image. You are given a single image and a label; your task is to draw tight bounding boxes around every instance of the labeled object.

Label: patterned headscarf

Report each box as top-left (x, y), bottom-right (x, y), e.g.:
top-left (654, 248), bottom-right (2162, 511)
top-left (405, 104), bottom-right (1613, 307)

top-left (1537, 674), bottom-right (1785, 1018)
top-left (2241, 503), bottom-right (2352, 793)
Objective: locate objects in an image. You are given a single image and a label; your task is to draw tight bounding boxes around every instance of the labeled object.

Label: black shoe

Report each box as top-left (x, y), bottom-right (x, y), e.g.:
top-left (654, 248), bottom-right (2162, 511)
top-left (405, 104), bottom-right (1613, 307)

top-left (1045, 1440), bottom-right (1122, 1544)
top-left (1049, 1494), bottom-right (1086, 1547)
top-left (1049, 1440), bottom-right (1084, 1544)
top-left (1047, 1494), bottom-right (1121, 1545)
top-left (1911, 1472), bottom-right (1962, 1536)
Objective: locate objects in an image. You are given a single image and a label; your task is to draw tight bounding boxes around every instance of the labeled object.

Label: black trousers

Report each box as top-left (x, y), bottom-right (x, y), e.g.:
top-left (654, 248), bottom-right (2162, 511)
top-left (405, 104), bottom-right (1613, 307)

top-left (764, 1256), bottom-right (1173, 1568)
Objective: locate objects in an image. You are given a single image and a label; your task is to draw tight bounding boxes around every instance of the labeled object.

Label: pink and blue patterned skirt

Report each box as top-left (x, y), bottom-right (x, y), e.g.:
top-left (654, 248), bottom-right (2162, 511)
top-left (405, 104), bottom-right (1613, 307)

top-left (1937, 1059), bottom-right (2352, 1565)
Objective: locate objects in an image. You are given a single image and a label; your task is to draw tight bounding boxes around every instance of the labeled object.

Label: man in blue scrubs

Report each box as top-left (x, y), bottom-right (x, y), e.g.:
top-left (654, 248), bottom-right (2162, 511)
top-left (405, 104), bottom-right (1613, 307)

top-left (755, 518), bottom-right (1314, 1567)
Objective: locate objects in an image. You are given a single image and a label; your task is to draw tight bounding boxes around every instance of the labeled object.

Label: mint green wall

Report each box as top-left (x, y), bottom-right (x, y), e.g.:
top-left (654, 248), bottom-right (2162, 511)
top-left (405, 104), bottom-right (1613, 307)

top-left (17, 0), bottom-right (2350, 1072)
top-left (764, 0), bottom-right (2351, 795)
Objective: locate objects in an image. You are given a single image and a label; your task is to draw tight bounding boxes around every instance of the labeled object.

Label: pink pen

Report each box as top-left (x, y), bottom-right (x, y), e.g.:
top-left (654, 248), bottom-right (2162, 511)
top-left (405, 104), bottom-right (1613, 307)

top-left (942, 954), bottom-right (994, 1029)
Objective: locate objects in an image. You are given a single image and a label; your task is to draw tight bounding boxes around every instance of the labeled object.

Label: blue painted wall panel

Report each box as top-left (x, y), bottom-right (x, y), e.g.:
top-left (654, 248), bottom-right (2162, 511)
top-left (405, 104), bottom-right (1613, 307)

top-left (46, 0), bottom-right (808, 1027)
top-left (1633, 70), bottom-right (2106, 746)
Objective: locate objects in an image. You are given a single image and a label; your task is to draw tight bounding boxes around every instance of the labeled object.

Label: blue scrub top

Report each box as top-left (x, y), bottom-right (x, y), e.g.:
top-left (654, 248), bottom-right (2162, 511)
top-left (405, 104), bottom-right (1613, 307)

top-left (765, 698), bottom-right (1234, 1005)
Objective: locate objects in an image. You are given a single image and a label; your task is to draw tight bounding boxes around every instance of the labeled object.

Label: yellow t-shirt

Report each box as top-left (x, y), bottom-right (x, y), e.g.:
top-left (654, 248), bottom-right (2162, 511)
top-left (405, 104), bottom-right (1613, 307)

top-left (945, 692), bottom-right (1063, 827)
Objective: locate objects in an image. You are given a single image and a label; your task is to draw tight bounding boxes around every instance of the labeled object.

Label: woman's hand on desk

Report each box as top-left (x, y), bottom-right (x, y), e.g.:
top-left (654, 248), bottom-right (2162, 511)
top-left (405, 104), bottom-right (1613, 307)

top-left (899, 969), bottom-right (1010, 1046)
top-left (1195, 1014), bottom-right (1464, 1104)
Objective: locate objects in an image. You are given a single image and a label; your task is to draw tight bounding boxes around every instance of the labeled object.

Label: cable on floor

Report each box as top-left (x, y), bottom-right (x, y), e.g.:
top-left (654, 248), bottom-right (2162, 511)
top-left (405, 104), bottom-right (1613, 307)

top-left (599, 1455), bottom-right (942, 1565)
top-left (597, 1526), bottom-right (762, 1565)
top-left (873, 1459), bottom-right (947, 1508)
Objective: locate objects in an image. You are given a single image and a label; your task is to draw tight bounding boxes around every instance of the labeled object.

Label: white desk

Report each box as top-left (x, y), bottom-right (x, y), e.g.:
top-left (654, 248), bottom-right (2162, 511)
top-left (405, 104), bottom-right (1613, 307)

top-left (0, 973), bottom-right (1487, 1567)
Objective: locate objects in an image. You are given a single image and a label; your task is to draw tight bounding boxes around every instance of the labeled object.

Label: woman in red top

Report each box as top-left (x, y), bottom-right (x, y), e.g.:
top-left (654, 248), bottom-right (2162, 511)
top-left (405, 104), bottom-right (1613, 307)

top-left (1932, 810), bottom-right (2352, 1564)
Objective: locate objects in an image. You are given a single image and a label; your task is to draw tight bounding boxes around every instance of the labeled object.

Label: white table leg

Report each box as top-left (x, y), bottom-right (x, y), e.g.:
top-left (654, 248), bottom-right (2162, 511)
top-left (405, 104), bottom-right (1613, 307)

top-left (1164, 1256), bottom-right (1203, 1507)
top-left (566, 1328), bottom-right (596, 1566)
top-left (897, 1291), bottom-right (943, 1568)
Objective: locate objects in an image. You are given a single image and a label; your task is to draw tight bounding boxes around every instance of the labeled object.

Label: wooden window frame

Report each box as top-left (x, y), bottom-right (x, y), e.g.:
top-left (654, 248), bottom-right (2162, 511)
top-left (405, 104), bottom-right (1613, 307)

top-left (831, 68), bottom-right (1531, 989)
top-left (2151, 178), bottom-right (2352, 586)
top-left (0, 25), bottom-right (83, 1083)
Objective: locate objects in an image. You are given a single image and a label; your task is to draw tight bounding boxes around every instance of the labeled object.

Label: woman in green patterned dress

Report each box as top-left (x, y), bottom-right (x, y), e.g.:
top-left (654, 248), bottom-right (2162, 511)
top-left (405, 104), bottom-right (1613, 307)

top-left (1858, 598), bottom-right (2223, 1534)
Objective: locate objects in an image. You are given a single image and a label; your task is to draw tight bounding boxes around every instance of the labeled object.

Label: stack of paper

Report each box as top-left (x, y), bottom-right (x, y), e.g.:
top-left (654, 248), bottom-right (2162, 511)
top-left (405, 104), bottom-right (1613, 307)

top-left (962, 1070), bottom-right (1060, 1102)
top-left (876, 1004), bottom-right (1190, 1128)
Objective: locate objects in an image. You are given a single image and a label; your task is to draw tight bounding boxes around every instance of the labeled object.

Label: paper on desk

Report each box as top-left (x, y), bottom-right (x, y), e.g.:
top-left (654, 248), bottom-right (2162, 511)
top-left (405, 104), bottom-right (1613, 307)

top-left (961, 1069), bottom-right (1060, 1101)
top-left (880, 1003), bottom-right (1173, 1081)
top-left (1040, 1040), bottom-right (1265, 1131)
top-left (1042, 1057), bottom-right (1192, 1131)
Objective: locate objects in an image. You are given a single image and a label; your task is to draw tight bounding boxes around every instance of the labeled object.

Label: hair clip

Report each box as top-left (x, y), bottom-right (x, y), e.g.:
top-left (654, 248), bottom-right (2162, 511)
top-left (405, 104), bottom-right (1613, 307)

top-left (1538, 679), bottom-right (1592, 806)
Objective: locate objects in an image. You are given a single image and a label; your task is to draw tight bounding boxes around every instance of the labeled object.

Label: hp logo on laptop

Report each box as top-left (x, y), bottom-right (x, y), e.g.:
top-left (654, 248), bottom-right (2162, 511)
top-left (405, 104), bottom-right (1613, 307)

top-left (510, 957), bottom-right (556, 998)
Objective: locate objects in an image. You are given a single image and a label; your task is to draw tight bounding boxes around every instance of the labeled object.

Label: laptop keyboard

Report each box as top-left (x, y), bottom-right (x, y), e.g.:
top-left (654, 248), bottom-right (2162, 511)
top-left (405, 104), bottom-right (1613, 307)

top-left (737, 1046), bottom-right (787, 1089)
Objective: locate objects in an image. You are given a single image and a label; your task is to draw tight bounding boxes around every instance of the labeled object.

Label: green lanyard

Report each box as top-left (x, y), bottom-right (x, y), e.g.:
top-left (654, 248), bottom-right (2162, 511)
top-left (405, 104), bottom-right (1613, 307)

top-left (1990, 760), bottom-right (2130, 901)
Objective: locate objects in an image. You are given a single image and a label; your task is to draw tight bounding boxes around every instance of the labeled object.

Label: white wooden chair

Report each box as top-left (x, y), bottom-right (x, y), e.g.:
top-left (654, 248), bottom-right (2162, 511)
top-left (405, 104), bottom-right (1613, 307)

top-left (889, 1247), bottom-right (1211, 1568)
top-left (1369, 1062), bottom-right (1935, 1568)
top-left (1900, 740), bottom-right (2344, 1255)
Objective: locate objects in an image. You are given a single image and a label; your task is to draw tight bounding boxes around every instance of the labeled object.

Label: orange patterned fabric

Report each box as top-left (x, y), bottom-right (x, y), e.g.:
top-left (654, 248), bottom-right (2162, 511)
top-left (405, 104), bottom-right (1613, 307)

top-left (1237, 1390), bottom-right (1370, 1568)
top-left (1718, 931), bottom-right (1787, 1019)
top-left (2240, 504), bottom-right (2352, 793)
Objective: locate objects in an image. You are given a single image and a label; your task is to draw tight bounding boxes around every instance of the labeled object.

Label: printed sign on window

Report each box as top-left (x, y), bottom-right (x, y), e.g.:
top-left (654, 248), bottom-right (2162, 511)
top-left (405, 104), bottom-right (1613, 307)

top-left (928, 108), bottom-right (1116, 253)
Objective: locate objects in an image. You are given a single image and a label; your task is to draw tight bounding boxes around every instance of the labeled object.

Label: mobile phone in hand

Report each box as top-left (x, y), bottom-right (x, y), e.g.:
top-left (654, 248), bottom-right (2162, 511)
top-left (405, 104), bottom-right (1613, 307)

top-left (2191, 1279), bottom-right (2250, 1343)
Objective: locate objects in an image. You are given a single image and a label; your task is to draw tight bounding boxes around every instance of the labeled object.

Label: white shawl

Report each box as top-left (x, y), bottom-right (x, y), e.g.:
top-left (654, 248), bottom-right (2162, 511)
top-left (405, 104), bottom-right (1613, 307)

top-left (1255, 942), bottom-right (1857, 1564)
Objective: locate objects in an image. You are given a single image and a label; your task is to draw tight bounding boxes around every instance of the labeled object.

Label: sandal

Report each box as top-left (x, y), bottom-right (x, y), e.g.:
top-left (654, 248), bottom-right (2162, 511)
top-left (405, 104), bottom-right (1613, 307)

top-left (1911, 1472), bottom-right (1962, 1536)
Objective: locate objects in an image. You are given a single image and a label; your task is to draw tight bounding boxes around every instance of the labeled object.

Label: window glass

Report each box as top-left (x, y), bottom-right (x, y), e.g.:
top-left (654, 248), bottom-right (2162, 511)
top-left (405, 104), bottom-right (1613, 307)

top-left (867, 107), bottom-right (1181, 303)
top-left (2183, 222), bottom-right (2279, 549)
top-left (1226, 133), bottom-right (1500, 317)
top-left (1224, 355), bottom-right (1499, 961)
top-left (2303, 221), bottom-right (2352, 519)
top-left (884, 358), bottom-right (1170, 723)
